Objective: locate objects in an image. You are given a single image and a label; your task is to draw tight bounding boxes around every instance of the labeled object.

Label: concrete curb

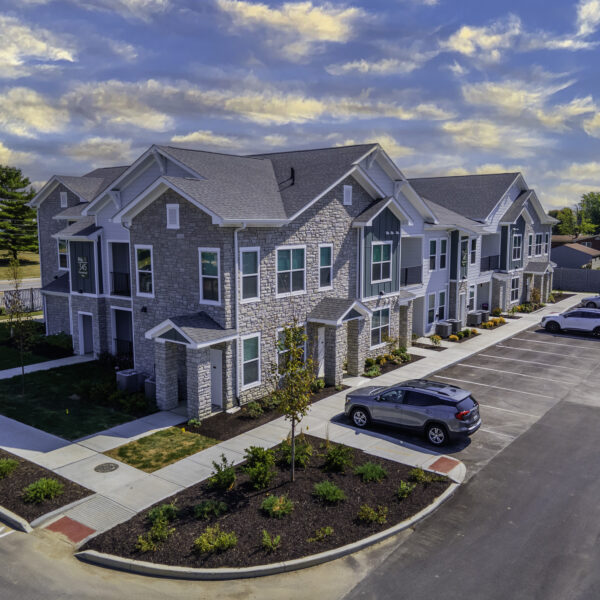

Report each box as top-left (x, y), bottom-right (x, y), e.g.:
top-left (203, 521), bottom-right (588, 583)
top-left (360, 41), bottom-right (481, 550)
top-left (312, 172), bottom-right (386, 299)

top-left (0, 505), bottom-right (33, 533)
top-left (75, 480), bottom-right (460, 580)
top-left (30, 493), bottom-right (98, 529)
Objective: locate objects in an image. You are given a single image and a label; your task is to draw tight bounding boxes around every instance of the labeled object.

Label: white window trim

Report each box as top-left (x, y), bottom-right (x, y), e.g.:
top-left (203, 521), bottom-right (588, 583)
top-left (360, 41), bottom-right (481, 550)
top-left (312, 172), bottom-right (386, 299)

top-left (277, 324), bottom-right (307, 370)
top-left (276, 244), bottom-right (307, 298)
top-left (535, 233), bottom-right (543, 257)
top-left (426, 292), bottom-right (436, 325)
top-left (510, 276), bottom-right (520, 303)
top-left (166, 204), bottom-right (180, 230)
top-left (428, 239), bottom-right (438, 272)
top-left (240, 246), bottom-right (260, 304)
top-left (528, 233), bottom-right (533, 257)
top-left (438, 289), bottom-right (447, 321)
top-left (439, 237), bottom-right (448, 270)
top-left (371, 240), bottom-right (393, 284)
top-left (60, 191), bottom-right (68, 208)
top-left (544, 232), bottom-right (549, 255)
top-left (468, 284), bottom-right (476, 311)
top-left (318, 243), bottom-right (333, 291)
top-left (512, 233), bottom-right (522, 262)
top-left (370, 306), bottom-right (391, 349)
top-left (343, 185), bottom-right (352, 206)
top-left (57, 238), bottom-right (69, 271)
top-left (199, 247), bottom-right (221, 306)
top-left (470, 237), bottom-right (477, 265)
top-left (135, 244), bottom-right (154, 298)
top-left (240, 332), bottom-right (261, 390)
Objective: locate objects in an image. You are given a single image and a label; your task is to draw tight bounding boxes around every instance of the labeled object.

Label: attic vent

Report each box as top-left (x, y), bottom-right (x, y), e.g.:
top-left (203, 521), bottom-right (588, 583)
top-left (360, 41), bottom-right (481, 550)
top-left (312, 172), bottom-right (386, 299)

top-left (60, 191), bottom-right (68, 208)
top-left (343, 185), bottom-right (352, 206)
top-left (166, 204), bottom-right (180, 230)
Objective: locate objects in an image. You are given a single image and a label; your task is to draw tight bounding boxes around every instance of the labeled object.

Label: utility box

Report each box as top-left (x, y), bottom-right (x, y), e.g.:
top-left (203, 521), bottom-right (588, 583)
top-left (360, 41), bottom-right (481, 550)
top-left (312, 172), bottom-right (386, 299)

top-left (480, 309), bottom-right (490, 323)
top-left (144, 377), bottom-right (156, 400)
top-left (116, 369), bottom-right (140, 393)
top-left (435, 321), bottom-right (452, 338)
top-left (467, 311), bottom-right (483, 327)
top-left (446, 318), bottom-right (461, 333)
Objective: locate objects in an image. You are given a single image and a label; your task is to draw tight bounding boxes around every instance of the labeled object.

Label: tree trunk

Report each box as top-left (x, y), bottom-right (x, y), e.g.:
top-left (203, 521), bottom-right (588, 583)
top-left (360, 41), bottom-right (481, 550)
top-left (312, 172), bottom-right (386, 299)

top-left (19, 334), bottom-right (25, 396)
top-left (291, 418), bottom-right (295, 483)
top-left (12, 248), bottom-right (17, 261)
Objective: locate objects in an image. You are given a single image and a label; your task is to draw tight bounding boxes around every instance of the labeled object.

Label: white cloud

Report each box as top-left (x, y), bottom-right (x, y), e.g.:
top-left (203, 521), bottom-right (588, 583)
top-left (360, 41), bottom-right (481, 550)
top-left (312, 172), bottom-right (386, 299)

top-left (216, 0), bottom-right (367, 60)
top-left (583, 112), bottom-right (600, 137)
top-left (0, 15), bottom-right (76, 79)
top-left (62, 136), bottom-right (135, 163)
top-left (0, 141), bottom-right (33, 165)
top-left (576, 0), bottom-right (600, 37)
top-left (447, 61), bottom-right (468, 76)
top-left (171, 130), bottom-right (240, 147)
top-left (27, 0), bottom-right (171, 21)
top-left (0, 87), bottom-right (69, 137)
top-left (261, 134), bottom-right (288, 146)
top-left (326, 49), bottom-right (438, 76)
top-left (106, 39), bottom-right (138, 61)
top-left (337, 133), bottom-right (414, 160)
top-left (547, 161), bottom-right (600, 182)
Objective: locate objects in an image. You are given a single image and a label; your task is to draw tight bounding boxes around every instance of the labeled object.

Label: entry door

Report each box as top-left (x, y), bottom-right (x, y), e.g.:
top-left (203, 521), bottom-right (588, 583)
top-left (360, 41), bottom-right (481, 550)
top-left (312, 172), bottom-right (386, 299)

top-left (80, 314), bottom-right (93, 355)
top-left (317, 327), bottom-right (325, 378)
top-left (210, 349), bottom-right (223, 408)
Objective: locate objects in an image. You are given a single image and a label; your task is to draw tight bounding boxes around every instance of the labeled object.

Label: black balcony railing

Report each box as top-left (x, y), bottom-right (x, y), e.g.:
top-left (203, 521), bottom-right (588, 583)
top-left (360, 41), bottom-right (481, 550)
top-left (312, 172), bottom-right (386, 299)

top-left (114, 338), bottom-right (133, 357)
top-left (111, 271), bottom-right (131, 297)
top-left (400, 265), bottom-right (423, 286)
top-left (480, 255), bottom-right (500, 271)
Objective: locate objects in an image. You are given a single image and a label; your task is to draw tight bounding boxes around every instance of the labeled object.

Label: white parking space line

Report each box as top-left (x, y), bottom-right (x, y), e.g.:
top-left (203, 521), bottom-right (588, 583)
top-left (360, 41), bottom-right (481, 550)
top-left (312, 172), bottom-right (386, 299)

top-left (455, 363), bottom-right (570, 384)
top-left (433, 375), bottom-right (553, 399)
top-left (477, 354), bottom-right (589, 373)
top-left (0, 527), bottom-right (13, 539)
top-left (478, 427), bottom-right (516, 440)
top-left (477, 403), bottom-right (540, 419)
top-left (497, 343), bottom-right (598, 360)
top-left (512, 336), bottom-right (598, 348)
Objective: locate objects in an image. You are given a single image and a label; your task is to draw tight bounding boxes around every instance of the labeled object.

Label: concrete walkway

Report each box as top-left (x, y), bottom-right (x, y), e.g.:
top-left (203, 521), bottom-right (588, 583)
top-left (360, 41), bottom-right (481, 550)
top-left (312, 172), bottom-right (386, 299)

top-left (0, 293), bottom-right (585, 539)
top-left (0, 353), bottom-right (95, 380)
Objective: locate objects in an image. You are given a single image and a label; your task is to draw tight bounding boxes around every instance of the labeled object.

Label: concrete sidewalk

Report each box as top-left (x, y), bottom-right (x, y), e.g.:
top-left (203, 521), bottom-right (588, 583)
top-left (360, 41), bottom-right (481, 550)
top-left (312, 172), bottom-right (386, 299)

top-left (0, 293), bottom-right (584, 539)
top-left (0, 354), bottom-right (95, 381)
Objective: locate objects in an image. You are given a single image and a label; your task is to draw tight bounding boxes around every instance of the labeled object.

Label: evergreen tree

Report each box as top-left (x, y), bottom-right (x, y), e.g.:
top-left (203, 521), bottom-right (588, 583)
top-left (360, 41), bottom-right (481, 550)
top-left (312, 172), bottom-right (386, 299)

top-left (0, 165), bottom-right (37, 260)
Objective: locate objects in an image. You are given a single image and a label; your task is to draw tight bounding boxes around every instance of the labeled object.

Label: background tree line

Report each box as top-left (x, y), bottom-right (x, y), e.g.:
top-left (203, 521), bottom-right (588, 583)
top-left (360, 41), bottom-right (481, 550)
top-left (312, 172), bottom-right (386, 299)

top-left (549, 192), bottom-right (600, 237)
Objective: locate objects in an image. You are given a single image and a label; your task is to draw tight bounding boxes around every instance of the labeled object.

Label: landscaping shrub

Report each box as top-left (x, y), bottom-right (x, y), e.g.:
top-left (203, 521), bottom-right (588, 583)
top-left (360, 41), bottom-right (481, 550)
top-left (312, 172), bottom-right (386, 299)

top-left (530, 287), bottom-right (541, 304)
top-left (363, 365), bottom-right (381, 378)
top-left (392, 346), bottom-right (411, 363)
top-left (499, 317), bottom-right (507, 324)
top-left (279, 435), bottom-right (313, 468)
top-left (397, 480), bottom-right (416, 499)
top-left (409, 468), bottom-right (446, 484)
top-left (548, 293), bottom-right (555, 303)
top-left (448, 334), bottom-right (459, 342)
top-left (313, 480), bottom-right (346, 504)
top-left (242, 446), bottom-right (276, 489)
top-left (364, 357), bottom-right (375, 369)
top-left (88, 380), bottom-right (117, 406)
top-left (193, 524), bottom-right (237, 554)
top-left (22, 478), bottom-right (64, 503)
top-left (194, 499), bottom-right (228, 520)
top-left (187, 417), bottom-right (202, 428)
top-left (429, 334), bottom-right (442, 346)
top-left (456, 331), bottom-right (464, 340)
top-left (323, 444), bottom-right (354, 473)
top-left (261, 494), bottom-right (294, 518)
top-left (261, 529), bottom-right (281, 553)
top-left (0, 458), bottom-right (18, 479)
top-left (207, 454), bottom-right (236, 491)
top-left (246, 401), bottom-right (264, 419)
top-left (357, 504), bottom-right (388, 525)
top-left (308, 526), bottom-right (334, 543)
top-left (463, 328), bottom-right (472, 337)
top-left (491, 307), bottom-right (502, 317)
top-left (136, 517), bottom-right (175, 552)
top-left (148, 502), bottom-right (178, 524)
top-left (376, 355), bottom-right (387, 366)
top-left (311, 378), bottom-right (326, 393)
top-left (354, 462), bottom-right (387, 483)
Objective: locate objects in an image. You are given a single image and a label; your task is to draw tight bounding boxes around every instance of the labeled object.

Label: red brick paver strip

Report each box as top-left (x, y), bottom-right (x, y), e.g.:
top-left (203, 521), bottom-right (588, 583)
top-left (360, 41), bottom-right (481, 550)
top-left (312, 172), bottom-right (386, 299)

top-left (430, 456), bottom-right (459, 474)
top-left (46, 516), bottom-right (96, 544)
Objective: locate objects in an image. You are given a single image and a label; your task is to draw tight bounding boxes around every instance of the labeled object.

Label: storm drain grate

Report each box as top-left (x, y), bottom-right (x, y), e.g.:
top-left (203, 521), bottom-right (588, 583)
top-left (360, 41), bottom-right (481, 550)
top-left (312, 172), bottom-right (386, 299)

top-left (94, 462), bottom-right (119, 473)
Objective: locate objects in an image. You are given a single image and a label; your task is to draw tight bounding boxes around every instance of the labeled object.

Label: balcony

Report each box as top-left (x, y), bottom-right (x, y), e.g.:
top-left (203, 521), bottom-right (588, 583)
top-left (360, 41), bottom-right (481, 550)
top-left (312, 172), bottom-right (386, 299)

top-left (400, 265), bottom-right (422, 286)
top-left (480, 255), bottom-right (500, 271)
top-left (111, 271), bottom-right (131, 297)
top-left (114, 338), bottom-right (133, 357)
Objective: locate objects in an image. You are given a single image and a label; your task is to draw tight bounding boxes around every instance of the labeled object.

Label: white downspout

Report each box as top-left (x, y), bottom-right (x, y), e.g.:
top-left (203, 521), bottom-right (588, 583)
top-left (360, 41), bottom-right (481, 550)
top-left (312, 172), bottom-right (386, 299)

top-left (234, 223), bottom-right (247, 404)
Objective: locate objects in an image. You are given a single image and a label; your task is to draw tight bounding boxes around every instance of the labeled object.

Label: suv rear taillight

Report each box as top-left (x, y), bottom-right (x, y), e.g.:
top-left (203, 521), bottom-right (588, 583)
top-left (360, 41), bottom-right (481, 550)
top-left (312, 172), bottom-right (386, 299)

top-left (455, 410), bottom-right (470, 421)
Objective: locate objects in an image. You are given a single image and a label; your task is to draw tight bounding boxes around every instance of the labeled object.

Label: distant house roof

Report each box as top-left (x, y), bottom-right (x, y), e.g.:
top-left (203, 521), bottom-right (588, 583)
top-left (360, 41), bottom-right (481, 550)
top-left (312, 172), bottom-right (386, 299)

top-left (41, 273), bottom-right (69, 295)
top-left (145, 312), bottom-right (237, 348)
top-left (53, 203), bottom-right (88, 220)
top-left (552, 234), bottom-right (600, 245)
top-left (408, 173), bottom-right (520, 221)
top-left (562, 242), bottom-right (600, 256)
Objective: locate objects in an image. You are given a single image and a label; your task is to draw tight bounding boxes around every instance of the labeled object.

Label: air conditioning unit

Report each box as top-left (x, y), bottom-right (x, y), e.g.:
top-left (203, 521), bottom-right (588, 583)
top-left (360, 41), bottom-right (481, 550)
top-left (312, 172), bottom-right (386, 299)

top-left (446, 318), bottom-right (461, 333)
top-left (435, 321), bottom-right (452, 338)
top-left (467, 311), bottom-right (483, 327)
top-left (116, 369), bottom-right (141, 393)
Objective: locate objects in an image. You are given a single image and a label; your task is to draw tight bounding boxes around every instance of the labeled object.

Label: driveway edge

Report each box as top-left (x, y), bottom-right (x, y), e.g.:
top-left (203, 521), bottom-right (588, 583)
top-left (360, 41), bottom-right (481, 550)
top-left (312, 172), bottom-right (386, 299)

top-left (0, 505), bottom-right (33, 533)
top-left (75, 480), bottom-right (460, 580)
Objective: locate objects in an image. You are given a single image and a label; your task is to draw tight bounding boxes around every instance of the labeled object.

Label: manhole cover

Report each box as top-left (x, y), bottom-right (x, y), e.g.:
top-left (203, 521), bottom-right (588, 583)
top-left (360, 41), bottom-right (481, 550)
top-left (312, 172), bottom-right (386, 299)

top-left (94, 462), bottom-right (119, 473)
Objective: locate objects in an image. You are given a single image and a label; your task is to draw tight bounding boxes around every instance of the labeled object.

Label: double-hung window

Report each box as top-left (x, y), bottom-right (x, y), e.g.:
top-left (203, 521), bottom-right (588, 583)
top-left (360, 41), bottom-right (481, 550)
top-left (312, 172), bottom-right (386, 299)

top-left (544, 233), bottom-right (549, 254)
top-left (439, 239), bottom-right (447, 269)
top-left (438, 290), bottom-right (446, 320)
top-left (470, 238), bottom-right (477, 265)
top-left (242, 334), bottom-right (260, 388)
top-left (528, 234), bottom-right (533, 257)
top-left (535, 233), bottom-right (543, 256)
top-left (429, 240), bottom-right (437, 271)
top-left (319, 244), bottom-right (333, 290)
top-left (511, 277), bottom-right (519, 302)
top-left (199, 249), bottom-right (220, 304)
top-left (240, 248), bottom-right (259, 302)
top-left (371, 308), bottom-right (390, 347)
top-left (468, 285), bottom-right (476, 311)
top-left (512, 234), bottom-right (522, 262)
top-left (372, 242), bottom-right (392, 283)
top-left (58, 239), bottom-right (69, 270)
top-left (135, 245), bottom-right (154, 296)
top-left (277, 247), bottom-right (305, 296)
top-left (277, 326), bottom-right (306, 372)
top-left (427, 294), bottom-right (436, 325)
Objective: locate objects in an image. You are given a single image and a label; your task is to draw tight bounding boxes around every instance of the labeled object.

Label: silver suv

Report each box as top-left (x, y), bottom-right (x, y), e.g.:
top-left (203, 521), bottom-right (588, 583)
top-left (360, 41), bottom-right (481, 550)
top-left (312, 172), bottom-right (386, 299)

top-left (344, 379), bottom-right (481, 446)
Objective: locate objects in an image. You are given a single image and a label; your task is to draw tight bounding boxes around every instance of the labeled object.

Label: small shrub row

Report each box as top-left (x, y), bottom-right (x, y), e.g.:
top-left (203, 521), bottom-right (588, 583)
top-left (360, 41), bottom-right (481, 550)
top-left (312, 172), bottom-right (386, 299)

top-left (261, 494), bottom-right (294, 518)
top-left (409, 468), bottom-right (447, 484)
top-left (279, 435), bottom-right (313, 469)
top-left (136, 503), bottom-right (177, 552)
top-left (313, 480), bottom-right (346, 504)
top-left (22, 478), bottom-right (64, 504)
top-left (0, 458), bottom-right (18, 479)
top-left (354, 462), bottom-right (387, 483)
top-left (242, 446), bottom-right (276, 489)
top-left (194, 524), bottom-right (237, 554)
top-left (448, 328), bottom-right (478, 342)
top-left (363, 348), bottom-right (411, 376)
top-left (357, 504), bottom-right (388, 525)
top-left (194, 499), bottom-right (228, 520)
top-left (480, 317), bottom-right (507, 329)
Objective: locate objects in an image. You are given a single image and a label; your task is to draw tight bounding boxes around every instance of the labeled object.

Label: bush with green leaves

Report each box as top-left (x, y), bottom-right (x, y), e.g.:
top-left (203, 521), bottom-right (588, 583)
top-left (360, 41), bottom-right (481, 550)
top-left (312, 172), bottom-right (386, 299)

top-left (194, 499), bottom-right (228, 520)
top-left (323, 444), bottom-right (354, 473)
top-left (0, 458), bottom-right (18, 479)
top-left (364, 357), bottom-right (376, 369)
top-left (397, 480), bottom-right (416, 500)
top-left (208, 454), bottom-right (236, 492)
top-left (363, 365), bottom-right (381, 378)
top-left (22, 478), bottom-right (64, 503)
top-left (308, 526), bottom-right (334, 543)
top-left (242, 446), bottom-right (276, 489)
top-left (313, 480), bottom-right (346, 504)
top-left (246, 401), bottom-right (264, 419)
top-left (261, 494), bottom-right (294, 518)
top-left (279, 435), bottom-right (313, 469)
top-left (409, 468), bottom-right (446, 484)
top-left (311, 377), bottom-right (326, 393)
top-left (357, 504), bottom-right (388, 525)
top-left (354, 462), bottom-right (387, 483)
top-left (261, 529), bottom-right (281, 553)
top-left (193, 524), bottom-right (237, 554)
top-left (148, 502), bottom-right (178, 524)
top-left (187, 418), bottom-right (201, 428)
top-left (136, 517), bottom-right (175, 552)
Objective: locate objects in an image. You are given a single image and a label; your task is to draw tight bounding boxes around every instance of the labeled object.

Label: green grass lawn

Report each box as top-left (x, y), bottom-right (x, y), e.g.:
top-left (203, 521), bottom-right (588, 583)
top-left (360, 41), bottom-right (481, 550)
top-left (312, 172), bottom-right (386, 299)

top-left (0, 251), bottom-right (40, 280)
top-left (105, 427), bottom-right (219, 472)
top-left (0, 346), bottom-right (49, 370)
top-left (0, 361), bottom-right (148, 440)
top-left (0, 311), bottom-right (43, 321)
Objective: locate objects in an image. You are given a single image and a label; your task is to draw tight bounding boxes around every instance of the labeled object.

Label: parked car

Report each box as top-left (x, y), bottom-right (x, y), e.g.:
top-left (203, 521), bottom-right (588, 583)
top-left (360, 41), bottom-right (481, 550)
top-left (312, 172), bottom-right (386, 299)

top-left (344, 379), bottom-right (481, 446)
top-left (581, 294), bottom-right (600, 308)
top-left (541, 308), bottom-right (600, 335)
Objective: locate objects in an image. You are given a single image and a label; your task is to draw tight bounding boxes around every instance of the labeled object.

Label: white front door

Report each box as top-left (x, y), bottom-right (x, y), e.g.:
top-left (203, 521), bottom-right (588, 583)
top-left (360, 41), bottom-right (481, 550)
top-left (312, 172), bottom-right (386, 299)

top-left (210, 349), bottom-right (223, 408)
top-left (317, 327), bottom-right (325, 378)
top-left (458, 293), bottom-right (466, 324)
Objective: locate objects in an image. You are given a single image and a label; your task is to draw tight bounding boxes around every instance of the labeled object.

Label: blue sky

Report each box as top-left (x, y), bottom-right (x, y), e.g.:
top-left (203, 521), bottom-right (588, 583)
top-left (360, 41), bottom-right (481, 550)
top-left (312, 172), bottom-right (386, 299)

top-left (1, 0), bottom-right (600, 209)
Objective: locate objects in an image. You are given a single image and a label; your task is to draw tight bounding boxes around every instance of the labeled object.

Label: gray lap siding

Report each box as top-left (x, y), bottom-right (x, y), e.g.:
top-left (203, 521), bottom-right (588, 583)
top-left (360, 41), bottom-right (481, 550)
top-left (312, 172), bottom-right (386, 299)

top-left (44, 295), bottom-right (71, 335)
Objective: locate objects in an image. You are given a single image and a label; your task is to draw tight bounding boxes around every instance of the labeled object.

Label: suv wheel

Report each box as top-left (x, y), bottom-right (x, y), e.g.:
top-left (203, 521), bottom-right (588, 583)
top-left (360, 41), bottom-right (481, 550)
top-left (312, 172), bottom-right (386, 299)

top-left (350, 407), bottom-right (370, 428)
top-left (545, 321), bottom-right (561, 333)
top-left (586, 301), bottom-right (598, 308)
top-left (594, 327), bottom-right (600, 338)
top-left (426, 423), bottom-right (448, 447)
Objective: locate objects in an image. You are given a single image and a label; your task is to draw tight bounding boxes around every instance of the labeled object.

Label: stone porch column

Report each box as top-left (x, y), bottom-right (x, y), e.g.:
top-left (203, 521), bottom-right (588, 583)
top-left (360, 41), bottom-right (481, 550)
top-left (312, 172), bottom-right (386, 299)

top-left (347, 318), bottom-right (369, 376)
top-left (324, 325), bottom-right (344, 387)
top-left (155, 341), bottom-right (179, 410)
top-left (222, 341), bottom-right (236, 409)
top-left (398, 301), bottom-right (413, 348)
top-left (186, 346), bottom-right (212, 419)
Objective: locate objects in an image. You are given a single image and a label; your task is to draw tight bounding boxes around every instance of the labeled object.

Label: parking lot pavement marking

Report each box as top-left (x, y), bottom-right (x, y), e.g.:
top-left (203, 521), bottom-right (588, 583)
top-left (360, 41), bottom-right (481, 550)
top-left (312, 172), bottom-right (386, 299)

top-left (433, 375), bottom-right (552, 399)
top-left (0, 526), bottom-right (13, 539)
top-left (478, 427), bottom-right (516, 440)
top-left (454, 363), bottom-right (571, 384)
top-left (476, 402), bottom-right (540, 419)
top-left (496, 343), bottom-right (599, 359)
top-left (512, 336), bottom-right (599, 348)
top-left (476, 353), bottom-right (590, 373)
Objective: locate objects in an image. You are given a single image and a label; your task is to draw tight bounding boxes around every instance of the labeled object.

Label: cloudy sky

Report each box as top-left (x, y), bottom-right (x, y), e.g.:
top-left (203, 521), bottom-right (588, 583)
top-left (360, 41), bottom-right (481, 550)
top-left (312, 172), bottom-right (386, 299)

top-left (1, 0), bottom-right (600, 209)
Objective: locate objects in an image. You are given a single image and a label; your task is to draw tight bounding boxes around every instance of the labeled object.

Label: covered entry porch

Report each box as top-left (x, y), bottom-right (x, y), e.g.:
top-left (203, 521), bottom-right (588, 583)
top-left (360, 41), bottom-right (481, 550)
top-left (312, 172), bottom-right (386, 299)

top-left (145, 313), bottom-right (236, 419)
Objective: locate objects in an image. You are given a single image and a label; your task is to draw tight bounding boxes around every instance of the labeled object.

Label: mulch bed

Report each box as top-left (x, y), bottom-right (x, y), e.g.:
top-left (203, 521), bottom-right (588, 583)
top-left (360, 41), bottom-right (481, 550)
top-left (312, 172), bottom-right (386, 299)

top-left (411, 342), bottom-right (447, 352)
top-left (551, 293), bottom-right (575, 303)
top-left (183, 385), bottom-right (349, 441)
top-left (0, 449), bottom-right (92, 522)
top-left (447, 333), bottom-right (482, 344)
top-left (364, 354), bottom-right (425, 378)
top-left (502, 314), bottom-right (522, 320)
top-left (82, 435), bottom-right (449, 568)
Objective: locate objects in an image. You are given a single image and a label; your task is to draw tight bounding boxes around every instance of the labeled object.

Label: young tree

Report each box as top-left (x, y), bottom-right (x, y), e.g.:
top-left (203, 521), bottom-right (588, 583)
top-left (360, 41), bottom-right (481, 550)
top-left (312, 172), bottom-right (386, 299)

top-left (0, 165), bottom-right (37, 260)
top-left (554, 207), bottom-right (577, 236)
top-left (579, 192), bottom-right (600, 231)
top-left (274, 322), bottom-right (316, 482)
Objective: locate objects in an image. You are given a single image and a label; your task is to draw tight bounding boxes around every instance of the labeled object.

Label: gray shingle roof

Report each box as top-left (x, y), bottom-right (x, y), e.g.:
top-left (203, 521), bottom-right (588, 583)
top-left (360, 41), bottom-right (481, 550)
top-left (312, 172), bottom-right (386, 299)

top-left (524, 261), bottom-right (552, 274)
top-left (307, 297), bottom-right (374, 324)
top-left (352, 197), bottom-right (392, 227)
top-left (163, 312), bottom-right (237, 346)
top-left (423, 199), bottom-right (485, 233)
top-left (408, 173), bottom-right (520, 221)
top-left (54, 203), bottom-right (88, 220)
top-left (41, 273), bottom-right (69, 295)
top-left (54, 166), bottom-right (128, 203)
top-left (54, 216), bottom-right (101, 239)
top-left (499, 190), bottom-right (533, 223)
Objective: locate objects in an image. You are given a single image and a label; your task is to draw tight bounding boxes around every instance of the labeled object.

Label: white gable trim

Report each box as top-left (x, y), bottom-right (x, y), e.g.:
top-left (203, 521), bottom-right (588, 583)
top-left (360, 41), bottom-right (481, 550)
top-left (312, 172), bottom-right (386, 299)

top-left (307, 300), bottom-right (372, 326)
top-left (485, 173), bottom-right (524, 223)
top-left (353, 196), bottom-right (414, 227)
top-left (144, 318), bottom-right (237, 349)
top-left (396, 181), bottom-right (438, 224)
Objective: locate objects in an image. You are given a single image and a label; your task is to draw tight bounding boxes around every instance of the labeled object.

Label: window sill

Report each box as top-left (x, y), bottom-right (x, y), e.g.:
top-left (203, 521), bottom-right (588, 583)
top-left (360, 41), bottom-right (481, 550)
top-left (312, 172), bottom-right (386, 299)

top-left (240, 297), bottom-right (260, 305)
top-left (318, 286), bottom-right (333, 292)
top-left (136, 292), bottom-right (154, 299)
top-left (199, 300), bottom-right (221, 307)
top-left (276, 290), bottom-right (307, 299)
top-left (241, 380), bottom-right (261, 392)
top-left (371, 279), bottom-right (392, 285)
